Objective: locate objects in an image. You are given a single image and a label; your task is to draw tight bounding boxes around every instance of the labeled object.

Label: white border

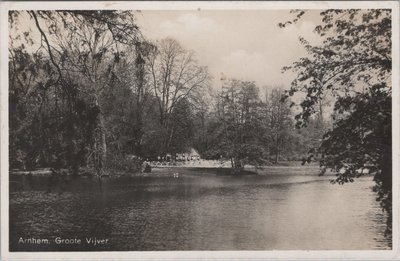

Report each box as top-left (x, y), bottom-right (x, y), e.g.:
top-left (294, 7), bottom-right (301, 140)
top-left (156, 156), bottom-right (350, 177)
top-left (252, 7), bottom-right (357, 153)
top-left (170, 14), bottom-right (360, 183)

top-left (1, 1), bottom-right (399, 260)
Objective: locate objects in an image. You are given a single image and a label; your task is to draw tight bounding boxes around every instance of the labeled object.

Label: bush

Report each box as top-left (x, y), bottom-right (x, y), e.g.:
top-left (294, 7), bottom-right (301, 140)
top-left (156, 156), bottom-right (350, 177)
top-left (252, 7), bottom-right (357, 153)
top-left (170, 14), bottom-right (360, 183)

top-left (105, 153), bottom-right (141, 173)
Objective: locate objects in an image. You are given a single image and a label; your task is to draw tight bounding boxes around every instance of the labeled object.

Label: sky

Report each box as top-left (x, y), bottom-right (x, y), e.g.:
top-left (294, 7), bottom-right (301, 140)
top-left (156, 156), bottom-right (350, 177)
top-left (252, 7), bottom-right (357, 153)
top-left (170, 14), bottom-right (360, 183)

top-left (12, 9), bottom-right (323, 94)
top-left (135, 10), bottom-right (323, 90)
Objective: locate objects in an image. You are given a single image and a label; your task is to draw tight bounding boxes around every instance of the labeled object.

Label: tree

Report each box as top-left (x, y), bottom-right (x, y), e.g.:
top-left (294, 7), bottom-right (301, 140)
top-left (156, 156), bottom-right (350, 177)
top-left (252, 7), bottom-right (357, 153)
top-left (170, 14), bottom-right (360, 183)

top-left (211, 79), bottom-right (268, 171)
top-left (8, 46), bottom-right (100, 173)
top-left (103, 42), bottom-right (154, 158)
top-left (146, 38), bottom-right (211, 155)
top-left (168, 98), bottom-right (195, 154)
top-left (266, 88), bottom-right (293, 163)
top-left (9, 10), bottom-right (143, 173)
top-left (191, 97), bottom-right (213, 156)
top-left (281, 9), bottom-right (392, 234)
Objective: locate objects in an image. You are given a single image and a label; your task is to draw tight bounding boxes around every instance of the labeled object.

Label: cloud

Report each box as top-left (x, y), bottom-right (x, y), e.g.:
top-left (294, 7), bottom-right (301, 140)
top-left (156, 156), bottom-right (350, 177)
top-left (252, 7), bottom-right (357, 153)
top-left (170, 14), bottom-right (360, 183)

top-left (137, 10), bottom-right (324, 90)
top-left (159, 13), bottom-right (219, 41)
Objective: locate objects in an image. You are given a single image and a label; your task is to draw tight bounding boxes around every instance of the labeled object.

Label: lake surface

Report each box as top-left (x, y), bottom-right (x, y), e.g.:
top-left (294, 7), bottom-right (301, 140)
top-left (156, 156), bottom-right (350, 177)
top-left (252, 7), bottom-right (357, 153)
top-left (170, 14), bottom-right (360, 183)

top-left (9, 170), bottom-right (391, 251)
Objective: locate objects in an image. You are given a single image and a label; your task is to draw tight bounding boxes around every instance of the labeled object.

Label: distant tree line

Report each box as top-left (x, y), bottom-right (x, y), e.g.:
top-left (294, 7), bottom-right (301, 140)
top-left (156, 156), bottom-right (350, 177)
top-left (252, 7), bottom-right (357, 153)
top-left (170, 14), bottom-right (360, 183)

top-left (198, 80), bottom-right (325, 170)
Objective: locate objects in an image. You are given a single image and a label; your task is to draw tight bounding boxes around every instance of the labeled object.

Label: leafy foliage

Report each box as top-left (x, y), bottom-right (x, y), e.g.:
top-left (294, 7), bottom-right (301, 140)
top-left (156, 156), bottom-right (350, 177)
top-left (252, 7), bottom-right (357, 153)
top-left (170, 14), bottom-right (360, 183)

top-left (281, 9), bottom-right (392, 235)
top-left (206, 80), bottom-right (293, 169)
top-left (9, 10), bottom-right (143, 173)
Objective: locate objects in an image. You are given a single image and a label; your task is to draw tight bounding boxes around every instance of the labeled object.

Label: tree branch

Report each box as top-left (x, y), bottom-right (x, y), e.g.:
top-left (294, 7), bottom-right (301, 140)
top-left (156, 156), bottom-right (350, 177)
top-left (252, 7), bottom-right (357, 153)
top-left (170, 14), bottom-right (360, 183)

top-left (30, 11), bottom-right (62, 85)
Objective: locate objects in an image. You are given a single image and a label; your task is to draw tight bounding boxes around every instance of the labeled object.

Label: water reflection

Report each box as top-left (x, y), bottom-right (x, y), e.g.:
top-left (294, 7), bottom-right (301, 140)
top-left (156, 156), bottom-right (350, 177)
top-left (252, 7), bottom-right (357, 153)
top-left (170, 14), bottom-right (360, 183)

top-left (9, 173), bottom-right (391, 251)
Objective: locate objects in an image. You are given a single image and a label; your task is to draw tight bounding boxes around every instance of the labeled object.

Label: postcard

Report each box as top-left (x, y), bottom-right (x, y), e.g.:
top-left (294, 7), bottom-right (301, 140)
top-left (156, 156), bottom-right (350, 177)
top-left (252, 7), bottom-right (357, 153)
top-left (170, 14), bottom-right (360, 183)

top-left (1, 1), bottom-right (399, 260)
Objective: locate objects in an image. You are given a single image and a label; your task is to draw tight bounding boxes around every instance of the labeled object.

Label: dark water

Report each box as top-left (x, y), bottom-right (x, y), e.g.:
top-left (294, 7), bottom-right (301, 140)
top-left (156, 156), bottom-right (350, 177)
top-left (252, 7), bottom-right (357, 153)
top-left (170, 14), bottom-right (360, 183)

top-left (9, 171), bottom-right (391, 251)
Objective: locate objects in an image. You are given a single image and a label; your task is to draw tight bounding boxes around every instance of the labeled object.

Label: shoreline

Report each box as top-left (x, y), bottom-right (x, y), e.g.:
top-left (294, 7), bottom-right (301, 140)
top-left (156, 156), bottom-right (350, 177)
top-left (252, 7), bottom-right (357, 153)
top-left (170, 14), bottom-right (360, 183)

top-left (9, 163), bottom-right (335, 178)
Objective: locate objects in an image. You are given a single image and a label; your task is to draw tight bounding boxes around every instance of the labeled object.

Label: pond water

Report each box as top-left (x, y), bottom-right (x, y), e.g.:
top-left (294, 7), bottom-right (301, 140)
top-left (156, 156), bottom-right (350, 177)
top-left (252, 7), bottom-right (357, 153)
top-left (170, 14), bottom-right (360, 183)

top-left (9, 170), bottom-right (391, 251)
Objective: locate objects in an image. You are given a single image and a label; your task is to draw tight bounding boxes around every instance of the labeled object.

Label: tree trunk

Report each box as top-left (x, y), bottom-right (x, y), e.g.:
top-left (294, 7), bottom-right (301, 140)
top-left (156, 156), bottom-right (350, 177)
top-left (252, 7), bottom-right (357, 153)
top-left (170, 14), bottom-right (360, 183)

top-left (275, 133), bottom-right (279, 164)
top-left (94, 91), bottom-right (107, 171)
top-left (99, 113), bottom-right (107, 168)
top-left (134, 47), bottom-right (145, 157)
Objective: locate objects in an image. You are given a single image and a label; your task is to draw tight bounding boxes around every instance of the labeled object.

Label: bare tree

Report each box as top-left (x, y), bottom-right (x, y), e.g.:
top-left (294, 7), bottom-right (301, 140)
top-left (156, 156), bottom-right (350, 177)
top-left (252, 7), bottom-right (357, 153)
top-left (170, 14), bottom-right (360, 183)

top-left (146, 38), bottom-right (211, 154)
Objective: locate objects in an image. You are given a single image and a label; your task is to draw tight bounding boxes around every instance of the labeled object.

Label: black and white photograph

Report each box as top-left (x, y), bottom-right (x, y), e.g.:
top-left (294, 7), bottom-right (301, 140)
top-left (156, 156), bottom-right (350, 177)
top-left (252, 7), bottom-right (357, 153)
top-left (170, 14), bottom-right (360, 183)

top-left (1, 1), bottom-right (399, 260)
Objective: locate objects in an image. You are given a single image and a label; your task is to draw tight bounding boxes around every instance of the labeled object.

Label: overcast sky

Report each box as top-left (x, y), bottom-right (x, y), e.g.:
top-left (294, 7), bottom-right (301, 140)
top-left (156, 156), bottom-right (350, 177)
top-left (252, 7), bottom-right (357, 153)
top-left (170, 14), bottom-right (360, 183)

top-left (136, 10), bottom-right (323, 90)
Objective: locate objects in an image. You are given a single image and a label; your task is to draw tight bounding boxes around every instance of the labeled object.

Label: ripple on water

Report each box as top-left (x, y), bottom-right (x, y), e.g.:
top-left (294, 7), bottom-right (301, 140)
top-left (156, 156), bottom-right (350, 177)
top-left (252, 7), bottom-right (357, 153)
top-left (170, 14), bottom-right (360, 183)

top-left (9, 174), bottom-right (391, 251)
